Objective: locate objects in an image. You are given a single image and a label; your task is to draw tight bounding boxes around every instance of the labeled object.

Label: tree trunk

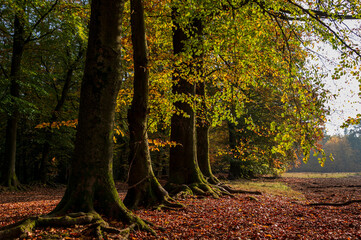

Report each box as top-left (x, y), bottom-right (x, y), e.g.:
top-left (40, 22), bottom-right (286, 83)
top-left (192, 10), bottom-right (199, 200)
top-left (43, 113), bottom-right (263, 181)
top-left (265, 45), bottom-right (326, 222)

top-left (168, 9), bottom-right (201, 185)
top-left (227, 121), bottom-right (240, 179)
top-left (123, 0), bottom-right (172, 209)
top-left (196, 82), bottom-right (219, 184)
top-left (50, 0), bottom-right (143, 225)
top-left (194, 17), bottom-right (219, 184)
top-left (2, 14), bottom-right (25, 188)
top-left (166, 9), bottom-right (218, 197)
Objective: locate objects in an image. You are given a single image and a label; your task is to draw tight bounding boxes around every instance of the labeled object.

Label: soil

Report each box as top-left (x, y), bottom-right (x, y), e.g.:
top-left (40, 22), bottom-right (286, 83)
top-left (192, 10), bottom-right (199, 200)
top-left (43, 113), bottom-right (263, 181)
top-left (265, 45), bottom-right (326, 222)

top-left (1, 176), bottom-right (361, 239)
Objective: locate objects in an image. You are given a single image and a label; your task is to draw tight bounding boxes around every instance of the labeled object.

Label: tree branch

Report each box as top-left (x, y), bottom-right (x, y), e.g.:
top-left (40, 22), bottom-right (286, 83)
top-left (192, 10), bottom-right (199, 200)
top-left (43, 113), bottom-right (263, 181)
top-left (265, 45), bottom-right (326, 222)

top-left (255, 0), bottom-right (361, 58)
top-left (286, 0), bottom-right (361, 58)
top-left (25, 0), bottom-right (59, 43)
top-left (27, 28), bottom-right (58, 42)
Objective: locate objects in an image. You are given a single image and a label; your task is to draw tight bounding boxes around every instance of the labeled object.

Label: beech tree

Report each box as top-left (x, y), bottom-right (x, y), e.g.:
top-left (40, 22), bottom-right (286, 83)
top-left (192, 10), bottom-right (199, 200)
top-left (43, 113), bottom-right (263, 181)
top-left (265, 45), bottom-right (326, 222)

top-left (2, 12), bottom-right (25, 189)
top-left (1, 0), bottom-right (360, 237)
top-left (164, 0), bottom-right (360, 184)
top-left (165, 4), bottom-right (228, 197)
top-left (124, 0), bottom-right (181, 209)
top-left (0, 0), bottom-right (151, 238)
top-left (197, 79), bottom-right (221, 184)
top-left (192, 16), bottom-right (221, 184)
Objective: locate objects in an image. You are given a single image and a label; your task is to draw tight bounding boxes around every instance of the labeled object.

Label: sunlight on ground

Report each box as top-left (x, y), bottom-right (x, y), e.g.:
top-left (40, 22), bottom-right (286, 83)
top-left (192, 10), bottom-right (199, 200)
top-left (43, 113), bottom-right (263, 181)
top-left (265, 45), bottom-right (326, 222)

top-left (228, 180), bottom-right (305, 200)
top-left (282, 172), bottom-right (361, 178)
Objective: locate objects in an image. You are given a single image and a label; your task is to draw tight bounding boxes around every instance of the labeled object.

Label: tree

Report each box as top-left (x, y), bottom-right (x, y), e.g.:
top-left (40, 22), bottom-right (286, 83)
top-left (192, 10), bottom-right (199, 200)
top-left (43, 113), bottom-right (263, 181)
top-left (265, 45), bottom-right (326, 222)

top-left (165, 5), bottom-right (223, 197)
top-left (1, 0), bottom-right (60, 188)
top-left (203, 1), bottom-right (337, 178)
top-left (0, 0), bottom-right (151, 238)
top-left (2, 12), bottom-right (25, 189)
top-left (197, 79), bottom-right (220, 184)
top-left (192, 16), bottom-right (220, 184)
top-left (124, 0), bottom-right (181, 209)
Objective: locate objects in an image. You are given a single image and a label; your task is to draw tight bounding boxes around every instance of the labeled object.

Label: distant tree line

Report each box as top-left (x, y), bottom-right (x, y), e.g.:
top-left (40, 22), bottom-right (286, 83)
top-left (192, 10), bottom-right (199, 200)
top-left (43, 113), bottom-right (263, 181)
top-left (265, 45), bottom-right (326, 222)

top-left (291, 126), bottom-right (361, 172)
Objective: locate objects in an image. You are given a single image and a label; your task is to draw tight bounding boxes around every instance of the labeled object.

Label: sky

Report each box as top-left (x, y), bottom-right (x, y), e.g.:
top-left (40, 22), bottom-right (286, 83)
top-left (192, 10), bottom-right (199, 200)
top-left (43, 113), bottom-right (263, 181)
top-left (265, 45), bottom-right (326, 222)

top-left (308, 20), bottom-right (361, 136)
top-left (324, 67), bottom-right (361, 135)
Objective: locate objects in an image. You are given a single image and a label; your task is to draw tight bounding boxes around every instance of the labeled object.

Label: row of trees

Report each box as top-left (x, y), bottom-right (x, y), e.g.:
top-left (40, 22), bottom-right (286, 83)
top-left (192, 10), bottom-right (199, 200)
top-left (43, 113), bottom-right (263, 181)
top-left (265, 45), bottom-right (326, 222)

top-left (1, 0), bottom-right (360, 238)
top-left (0, 0), bottom-right (331, 186)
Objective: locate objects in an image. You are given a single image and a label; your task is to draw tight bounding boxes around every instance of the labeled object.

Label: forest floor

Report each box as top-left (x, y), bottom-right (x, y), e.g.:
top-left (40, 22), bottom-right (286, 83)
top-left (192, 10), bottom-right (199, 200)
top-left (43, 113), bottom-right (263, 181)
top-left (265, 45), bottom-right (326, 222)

top-left (1, 174), bottom-right (361, 239)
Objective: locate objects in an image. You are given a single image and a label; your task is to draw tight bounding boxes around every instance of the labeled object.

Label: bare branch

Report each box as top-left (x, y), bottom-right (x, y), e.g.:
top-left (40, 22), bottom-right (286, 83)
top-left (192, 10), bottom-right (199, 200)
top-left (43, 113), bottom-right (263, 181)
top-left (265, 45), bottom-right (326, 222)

top-left (40, 56), bottom-right (60, 102)
top-left (27, 28), bottom-right (57, 42)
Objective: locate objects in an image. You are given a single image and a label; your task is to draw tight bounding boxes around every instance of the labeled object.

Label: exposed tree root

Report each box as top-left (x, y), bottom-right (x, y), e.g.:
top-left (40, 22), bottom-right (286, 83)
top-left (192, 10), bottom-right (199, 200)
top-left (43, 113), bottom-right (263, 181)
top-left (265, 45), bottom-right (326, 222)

top-left (0, 212), bottom-right (100, 240)
top-left (1, 174), bottom-right (26, 191)
top-left (204, 174), bottom-right (221, 185)
top-left (153, 196), bottom-right (185, 211)
top-left (29, 180), bottom-right (58, 188)
top-left (125, 188), bottom-right (184, 211)
top-left (82, 222), bottom-right (136, 239)
top-left (0, 211), bottom-right (154, 240)
top-left (165, 182), bottom-right (234, 199)
top-left (1, 181), bottom-right (26, 192)
top-left (307, 199), bottom-right (361, 207)
top-left (124, 177), bottom-right (184, 211)
top-left (3, 185), bottom-right (27, 192)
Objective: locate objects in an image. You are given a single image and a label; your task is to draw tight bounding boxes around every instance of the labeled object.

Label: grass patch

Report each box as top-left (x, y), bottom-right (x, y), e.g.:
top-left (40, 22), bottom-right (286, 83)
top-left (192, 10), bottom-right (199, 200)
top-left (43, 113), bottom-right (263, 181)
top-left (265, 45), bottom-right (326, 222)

top-left (228, 180), bottom-right (305, 200)
top-left (282, 172), bottom-right (361, 179)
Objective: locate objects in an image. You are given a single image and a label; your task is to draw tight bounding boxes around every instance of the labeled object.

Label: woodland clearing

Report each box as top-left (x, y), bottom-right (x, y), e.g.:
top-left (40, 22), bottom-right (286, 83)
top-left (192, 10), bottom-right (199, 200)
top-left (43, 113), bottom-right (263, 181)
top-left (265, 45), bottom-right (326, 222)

top-left (1, 174), bottom-right (361, 239)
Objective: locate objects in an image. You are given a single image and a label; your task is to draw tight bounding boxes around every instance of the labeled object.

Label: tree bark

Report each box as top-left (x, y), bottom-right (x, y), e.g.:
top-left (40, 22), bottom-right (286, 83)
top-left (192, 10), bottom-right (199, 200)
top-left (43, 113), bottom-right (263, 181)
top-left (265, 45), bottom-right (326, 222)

top-left (196, 82), bottom-right (219, 184)
top-left (168, 9), bottom-right (202, 185)
top-left (50, 0), bottom-right (143, 225)
top-left (1, 2), bottom-right (153, 237)
top-left (194, 16), bottom-right (219, 183)
top-left (2, 14), bottom-right (25, 188)
top-left (123, 0), bottom-right (173, 209)
top-left (166, 9), bottom-right (219, 197)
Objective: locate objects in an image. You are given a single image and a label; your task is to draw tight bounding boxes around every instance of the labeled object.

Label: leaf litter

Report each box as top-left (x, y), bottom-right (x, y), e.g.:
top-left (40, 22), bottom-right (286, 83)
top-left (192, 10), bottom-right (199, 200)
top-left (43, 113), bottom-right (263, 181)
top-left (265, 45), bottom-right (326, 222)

top-left (0, 177), bottom-right (361, 239)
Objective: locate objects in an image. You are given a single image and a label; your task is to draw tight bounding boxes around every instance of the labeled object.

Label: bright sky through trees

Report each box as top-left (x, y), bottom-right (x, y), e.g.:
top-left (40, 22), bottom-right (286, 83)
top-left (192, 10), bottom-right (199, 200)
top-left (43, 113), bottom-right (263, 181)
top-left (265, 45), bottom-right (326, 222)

top-left (325, 64), bottom-right (361, 135)
top-left (307, 20), bottom-right (361, 135)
